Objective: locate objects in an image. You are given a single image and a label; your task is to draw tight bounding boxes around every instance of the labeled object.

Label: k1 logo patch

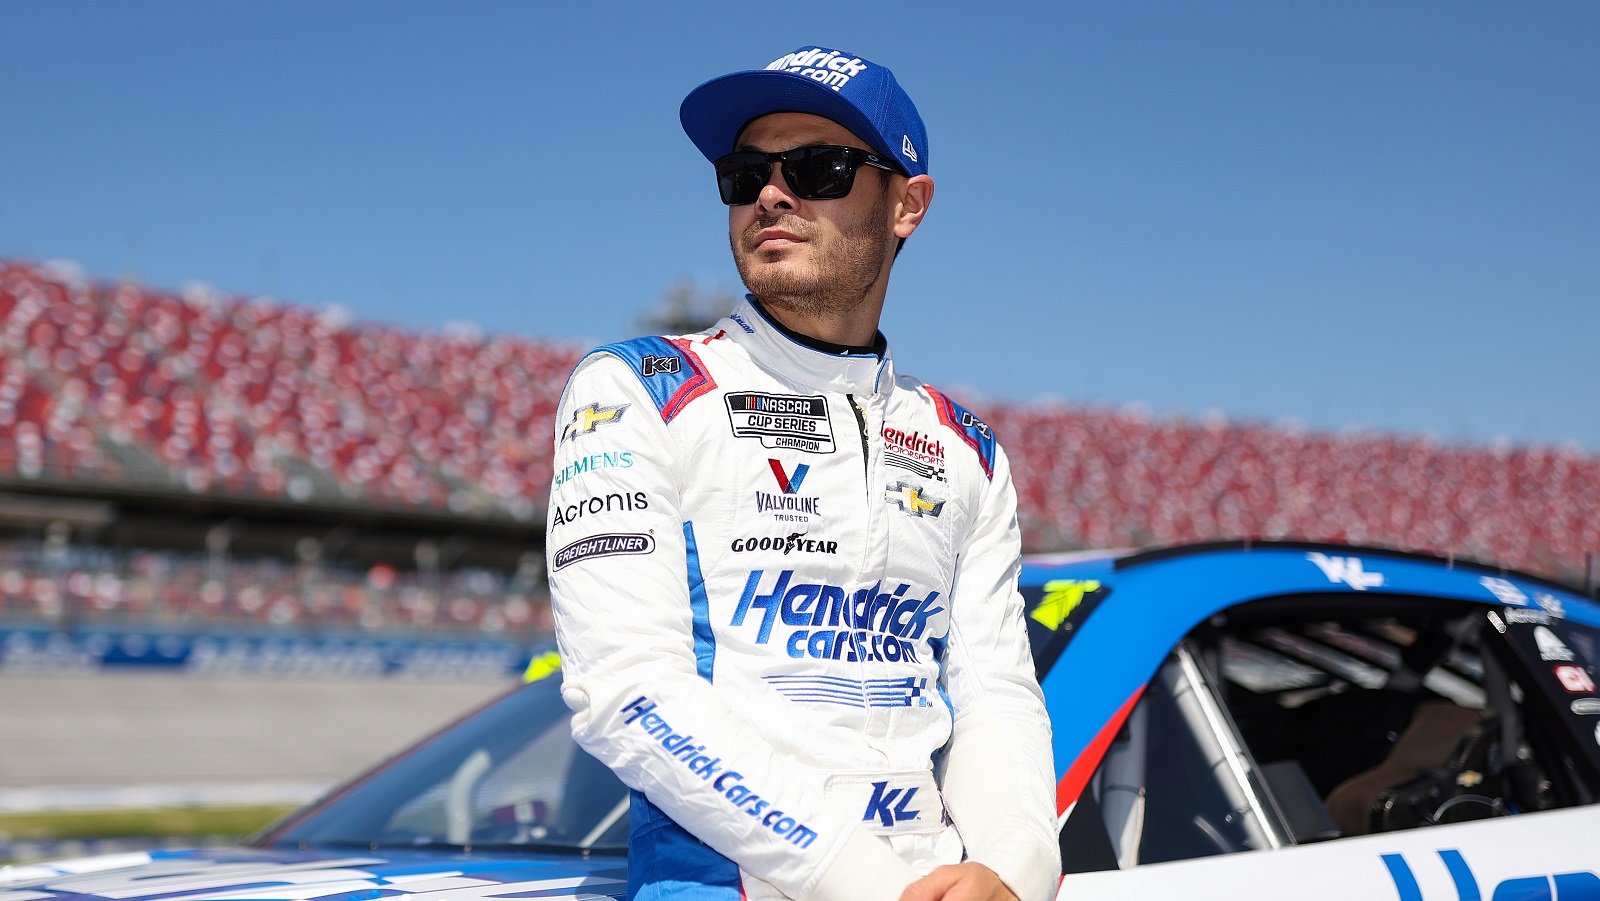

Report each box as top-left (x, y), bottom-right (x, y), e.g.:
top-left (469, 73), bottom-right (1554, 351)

top-left (640, 354), bottom-right (681, 376)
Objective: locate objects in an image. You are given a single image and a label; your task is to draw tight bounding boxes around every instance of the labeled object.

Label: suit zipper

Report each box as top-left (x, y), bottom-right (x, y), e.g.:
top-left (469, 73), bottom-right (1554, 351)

top-left (848, 394), bottom-right (870, 502)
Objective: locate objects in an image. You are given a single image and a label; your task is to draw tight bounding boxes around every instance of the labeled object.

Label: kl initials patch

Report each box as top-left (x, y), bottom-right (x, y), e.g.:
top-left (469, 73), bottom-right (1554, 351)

top-left (863, 781), bottom-right (921, 827)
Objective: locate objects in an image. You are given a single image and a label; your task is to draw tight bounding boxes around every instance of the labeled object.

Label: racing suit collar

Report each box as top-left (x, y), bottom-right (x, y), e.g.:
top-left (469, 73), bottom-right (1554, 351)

top-left (725, 295), bottom-right (896, 395)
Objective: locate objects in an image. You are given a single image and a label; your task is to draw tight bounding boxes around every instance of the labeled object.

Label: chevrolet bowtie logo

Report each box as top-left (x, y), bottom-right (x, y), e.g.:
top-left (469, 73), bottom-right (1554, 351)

top-left (562, 402), bottom-right (629, 441)
top-left (885, 481), bottom-right (944, 518)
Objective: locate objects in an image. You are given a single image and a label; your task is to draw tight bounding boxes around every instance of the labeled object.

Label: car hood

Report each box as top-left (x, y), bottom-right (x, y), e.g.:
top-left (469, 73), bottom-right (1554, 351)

top-left (0, 847), bottom-right (628, 901)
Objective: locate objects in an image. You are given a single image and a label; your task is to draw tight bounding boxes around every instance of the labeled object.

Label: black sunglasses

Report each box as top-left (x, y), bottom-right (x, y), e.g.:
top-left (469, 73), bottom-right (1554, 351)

top-left (713, 145), bottom-right (900, 206)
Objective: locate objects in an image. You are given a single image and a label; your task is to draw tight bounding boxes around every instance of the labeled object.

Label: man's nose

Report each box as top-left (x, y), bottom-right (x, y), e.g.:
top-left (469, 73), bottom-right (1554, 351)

top-left (756, 163), bottom-right (796, 212)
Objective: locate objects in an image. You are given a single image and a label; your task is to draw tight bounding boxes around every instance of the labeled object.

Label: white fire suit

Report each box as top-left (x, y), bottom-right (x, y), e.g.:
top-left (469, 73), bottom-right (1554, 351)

top-left (547, 297), bottom-right (1059, 901)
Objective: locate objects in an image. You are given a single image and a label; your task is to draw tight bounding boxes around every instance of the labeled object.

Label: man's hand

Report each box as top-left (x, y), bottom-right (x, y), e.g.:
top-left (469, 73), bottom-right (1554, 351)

top-left (899, 862), bottom-right (1020, 901)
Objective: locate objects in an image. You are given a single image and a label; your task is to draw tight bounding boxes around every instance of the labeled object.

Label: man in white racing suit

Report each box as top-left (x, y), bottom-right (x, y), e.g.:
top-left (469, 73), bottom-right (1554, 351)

top-left (547, 45), bottom-right (1059, 901)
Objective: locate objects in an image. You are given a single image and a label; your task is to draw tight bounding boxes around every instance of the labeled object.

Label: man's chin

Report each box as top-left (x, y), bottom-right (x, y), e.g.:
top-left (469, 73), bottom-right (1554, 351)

top-left (739, 263), bottom-right (820, 302)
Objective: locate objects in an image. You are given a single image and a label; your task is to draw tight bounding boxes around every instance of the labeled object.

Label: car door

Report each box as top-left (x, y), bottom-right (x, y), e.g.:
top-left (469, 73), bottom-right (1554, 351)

top-left (1040, 587), bottom-right (1600, 899)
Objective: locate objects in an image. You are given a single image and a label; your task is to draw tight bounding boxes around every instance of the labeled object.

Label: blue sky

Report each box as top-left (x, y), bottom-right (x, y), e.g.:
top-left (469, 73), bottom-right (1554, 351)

top-left (4, 1), bottom-right (1597, 448)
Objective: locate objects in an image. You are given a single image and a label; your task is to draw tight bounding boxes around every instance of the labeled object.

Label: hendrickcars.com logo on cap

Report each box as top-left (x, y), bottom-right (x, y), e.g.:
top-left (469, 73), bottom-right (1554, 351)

top-left (765, 48), bottom-right (870, 91)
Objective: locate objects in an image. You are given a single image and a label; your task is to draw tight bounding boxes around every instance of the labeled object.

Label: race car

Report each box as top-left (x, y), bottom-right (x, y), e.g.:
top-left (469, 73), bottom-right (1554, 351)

top-left (2, 540), bottom-right (1597, 900)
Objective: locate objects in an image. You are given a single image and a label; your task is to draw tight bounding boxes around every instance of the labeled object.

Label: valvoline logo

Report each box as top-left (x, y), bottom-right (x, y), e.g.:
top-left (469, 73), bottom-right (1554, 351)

top-left (768, 459), bottom-right (809, 494)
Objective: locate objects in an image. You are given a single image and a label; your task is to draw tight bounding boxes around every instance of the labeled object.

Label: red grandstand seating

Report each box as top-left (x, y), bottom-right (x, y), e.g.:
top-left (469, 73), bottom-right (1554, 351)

top-left (1, 258), bottom-right (1597, 588)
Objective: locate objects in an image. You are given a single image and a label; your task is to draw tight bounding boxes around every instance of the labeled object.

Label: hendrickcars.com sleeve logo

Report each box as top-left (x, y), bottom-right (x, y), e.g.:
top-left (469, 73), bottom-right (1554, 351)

top-left (620, 695), bottom-right (819, 848)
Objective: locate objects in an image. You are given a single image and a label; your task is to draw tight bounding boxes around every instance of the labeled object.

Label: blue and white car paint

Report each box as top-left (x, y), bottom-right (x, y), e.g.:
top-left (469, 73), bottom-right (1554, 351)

top-left (3, 541), bottom-right (1597, 901)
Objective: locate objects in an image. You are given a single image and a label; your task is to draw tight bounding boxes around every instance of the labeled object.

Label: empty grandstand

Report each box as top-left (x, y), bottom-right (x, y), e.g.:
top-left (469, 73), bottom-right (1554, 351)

top-left (1, 257), bottom-right (1596, 647)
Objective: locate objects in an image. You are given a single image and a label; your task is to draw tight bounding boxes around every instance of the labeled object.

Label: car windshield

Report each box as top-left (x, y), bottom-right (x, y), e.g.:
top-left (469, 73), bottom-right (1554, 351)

top-left (258, 676), bottom-right (630, 855)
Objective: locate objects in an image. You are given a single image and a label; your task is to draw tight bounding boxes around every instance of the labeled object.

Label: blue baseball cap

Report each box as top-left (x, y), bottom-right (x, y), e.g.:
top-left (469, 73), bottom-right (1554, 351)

top-left (680, 46), bottom-right (928, 178)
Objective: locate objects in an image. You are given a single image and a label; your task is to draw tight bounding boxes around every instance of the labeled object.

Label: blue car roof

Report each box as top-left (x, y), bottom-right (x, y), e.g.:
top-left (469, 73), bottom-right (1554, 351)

top-left (1021, 541), bottom-right (1600, 781)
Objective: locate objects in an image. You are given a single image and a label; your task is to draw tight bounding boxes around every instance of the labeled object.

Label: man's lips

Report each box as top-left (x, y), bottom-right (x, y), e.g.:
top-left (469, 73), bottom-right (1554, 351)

top-left (751, 228), bottom-right (803, 250)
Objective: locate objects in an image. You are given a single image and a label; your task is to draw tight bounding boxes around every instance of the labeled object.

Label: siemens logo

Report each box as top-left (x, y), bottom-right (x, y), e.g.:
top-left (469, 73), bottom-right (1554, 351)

top-left (553, 450), bottom-right (634, 489)
top-left (732, 570), bottom-right (945, 664)
top-left (620, 696), bottom-right (818, 848)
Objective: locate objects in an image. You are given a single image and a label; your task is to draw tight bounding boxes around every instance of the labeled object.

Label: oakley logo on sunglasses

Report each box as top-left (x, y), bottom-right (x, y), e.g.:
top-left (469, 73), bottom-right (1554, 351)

top-left (714, 145), bottom-right (898, 206)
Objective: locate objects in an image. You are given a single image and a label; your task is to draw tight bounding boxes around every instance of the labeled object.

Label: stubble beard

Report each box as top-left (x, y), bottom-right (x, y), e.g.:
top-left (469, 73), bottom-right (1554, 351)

top-left (732, 185), bottom-right (891, 321)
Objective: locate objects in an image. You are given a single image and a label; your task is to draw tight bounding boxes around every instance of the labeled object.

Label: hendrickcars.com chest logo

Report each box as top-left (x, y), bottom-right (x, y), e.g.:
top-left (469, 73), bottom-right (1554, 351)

top-left (727, 393), bottom-right (835, 453)
top-left (731, 569), bottom-right (946, 664)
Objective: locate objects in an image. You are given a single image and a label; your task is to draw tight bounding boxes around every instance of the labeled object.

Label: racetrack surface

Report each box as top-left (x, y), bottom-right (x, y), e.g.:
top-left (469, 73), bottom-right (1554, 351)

top-left (0, 672), bottom-right (511, 811)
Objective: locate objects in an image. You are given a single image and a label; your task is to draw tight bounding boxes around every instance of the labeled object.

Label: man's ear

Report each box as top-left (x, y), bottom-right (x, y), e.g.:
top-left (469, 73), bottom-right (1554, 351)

top-left (894, 175), bottom-right (935, 239)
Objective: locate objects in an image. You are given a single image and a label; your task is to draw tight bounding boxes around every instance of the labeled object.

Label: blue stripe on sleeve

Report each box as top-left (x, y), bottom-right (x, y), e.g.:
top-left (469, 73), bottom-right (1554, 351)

top-left (684, 521), bottom-right (715, 682)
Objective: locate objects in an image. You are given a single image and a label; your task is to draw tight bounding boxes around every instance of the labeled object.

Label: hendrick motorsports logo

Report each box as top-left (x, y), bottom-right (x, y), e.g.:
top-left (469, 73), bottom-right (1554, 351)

top-left (727, 393), bottom-right (835, 453)
top-left (552, 533), bottom-right (654, 570)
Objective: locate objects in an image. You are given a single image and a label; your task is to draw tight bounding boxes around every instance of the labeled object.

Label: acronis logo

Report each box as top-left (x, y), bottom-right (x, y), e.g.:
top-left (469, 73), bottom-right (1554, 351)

top-left (731, 570), bottom-right (946, 664)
